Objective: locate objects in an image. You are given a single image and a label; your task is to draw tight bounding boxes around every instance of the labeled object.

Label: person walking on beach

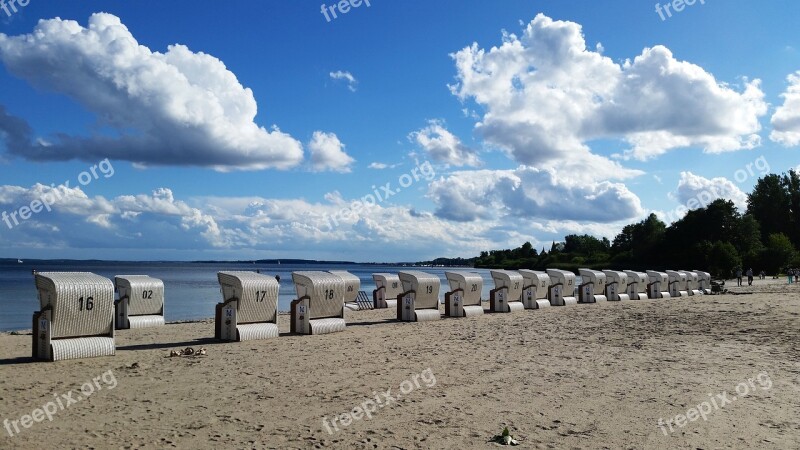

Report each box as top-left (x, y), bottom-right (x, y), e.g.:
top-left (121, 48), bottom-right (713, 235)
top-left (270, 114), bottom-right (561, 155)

top-left (736, 267), bottom-right (743, 286)
top-left (746, 268), bottom-right (753, 286)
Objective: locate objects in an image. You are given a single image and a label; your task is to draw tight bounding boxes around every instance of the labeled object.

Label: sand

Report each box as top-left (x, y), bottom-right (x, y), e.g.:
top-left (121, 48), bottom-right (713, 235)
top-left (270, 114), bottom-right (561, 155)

top-left (1, 278), bottom-right (799, 449)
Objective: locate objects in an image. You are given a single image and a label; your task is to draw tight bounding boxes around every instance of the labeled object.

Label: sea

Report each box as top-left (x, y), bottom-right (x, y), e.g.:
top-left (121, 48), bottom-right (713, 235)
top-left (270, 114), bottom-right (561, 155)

top-left (0, 260), bottom-right (503, 332)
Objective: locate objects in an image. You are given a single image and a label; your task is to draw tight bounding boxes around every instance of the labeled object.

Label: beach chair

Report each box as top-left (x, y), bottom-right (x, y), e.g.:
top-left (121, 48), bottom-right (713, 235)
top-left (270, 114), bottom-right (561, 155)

top-left (623, 270), bottom-right (650, 300)
top-left (602, 270), bottom-right (630, 301)
top-left (372, 273), bottom-right (402, 309)
top-left (329, 270), bottom-right (360, 311)
top-left (646, 271), bottom-right (671, 299)
top-left (215, 271), bottom-right (279, 341)
top-left (444, 271), bottom-right (484, 317)
top-left (290, 271), bottom-right (346, 335)
top-left (546, 269), bottom-right (578, 306)
top-left (578, 269), bottom-right (608, 303)
top-left (114, 275), bottom-right (165, 329)
top-left (32, 272), bottom-right (115, 361)
top-left (489, 270), bottom-right (525, 312)
top-left (519, 269), bottom-right (551, 309)
top-left (695, 270), bottom-right (712, 294)
top-left (681, 270), bottom-right (703, 296)
top-left (666, 270), bottom-right (689, 298)
top-left (397, 271), bottom-right (441, 322)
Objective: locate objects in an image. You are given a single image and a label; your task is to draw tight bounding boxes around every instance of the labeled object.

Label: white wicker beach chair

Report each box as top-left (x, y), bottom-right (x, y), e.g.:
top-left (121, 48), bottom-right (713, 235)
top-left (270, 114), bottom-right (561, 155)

top-left (114, 275), bottom-right (165, 329)
top-left (489, 270), bottom-right (525, 313)
top-left (32, 272), bottom-right (115, 361)
top-left (623, 270), bottom-right (650, 300)
top-left (578, 269), bottom-right (608, 303)
top-left (646, 271), bottom-right (672, 299)
top-left (215, 271), bottom-right (279, 341)
top-left (681, 270), bottom-right (703, 296)
top-left (666, 270), bottom-right (689, 298)
top-left (518, 270), bottom-right (551, 309)
top-left (329, 270), bottom-right (360, 311)
top-left (546, 269), bottom-right (578, 306)
top-left (444, 271), bottom-right (484, 318)
top-left (397, 271), bottom-right (441, 322)
top-left (694, 270), bottom-right (712, 294)
top-left (372, 273), bottom-right (402, 309)
top-left (602, 270), bottom-right (630, 301)
top-left (290, 271), bottom-right (346, 335)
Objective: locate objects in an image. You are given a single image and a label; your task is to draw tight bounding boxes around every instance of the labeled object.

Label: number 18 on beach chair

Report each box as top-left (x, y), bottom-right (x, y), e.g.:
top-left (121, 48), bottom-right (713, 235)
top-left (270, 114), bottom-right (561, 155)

top-left (290, 271), bottom-right (347, 335)
top-left (32, 272), bottom-right (115, 361)
top-left (215, 271), bottom-right (279, 341)
top-left (114, 275), bottom-right (165, 329)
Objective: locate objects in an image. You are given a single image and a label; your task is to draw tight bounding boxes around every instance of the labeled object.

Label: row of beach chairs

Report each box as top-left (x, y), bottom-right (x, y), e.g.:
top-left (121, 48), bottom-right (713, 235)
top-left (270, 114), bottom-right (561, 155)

top-left (29, 268), bottom-right (712, 361)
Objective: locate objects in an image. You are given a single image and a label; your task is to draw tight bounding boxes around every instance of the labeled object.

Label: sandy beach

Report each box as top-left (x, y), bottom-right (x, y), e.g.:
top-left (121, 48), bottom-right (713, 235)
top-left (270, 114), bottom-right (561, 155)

top-left (1, 278), bottom-right (799, 449)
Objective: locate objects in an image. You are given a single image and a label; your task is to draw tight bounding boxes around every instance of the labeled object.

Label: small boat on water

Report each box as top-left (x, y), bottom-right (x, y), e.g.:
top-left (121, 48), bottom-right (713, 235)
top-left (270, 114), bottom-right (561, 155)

top-left (17, 259), bottom-right (23, 264)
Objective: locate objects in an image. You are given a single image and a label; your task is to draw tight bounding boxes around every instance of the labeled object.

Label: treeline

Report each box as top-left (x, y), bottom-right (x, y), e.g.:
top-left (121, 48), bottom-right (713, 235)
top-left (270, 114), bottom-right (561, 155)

top-left (473, 170), bottom-right (800, 278)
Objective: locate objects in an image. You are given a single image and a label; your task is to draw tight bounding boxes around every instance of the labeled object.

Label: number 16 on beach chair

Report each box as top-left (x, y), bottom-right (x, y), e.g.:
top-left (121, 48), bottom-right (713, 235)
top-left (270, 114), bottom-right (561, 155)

top-left (290, 271), bottom-right (347, 335)
top-left (32, 272), bottom-right (115, 361)
top-left (215, 271), bottom-right (279, 341)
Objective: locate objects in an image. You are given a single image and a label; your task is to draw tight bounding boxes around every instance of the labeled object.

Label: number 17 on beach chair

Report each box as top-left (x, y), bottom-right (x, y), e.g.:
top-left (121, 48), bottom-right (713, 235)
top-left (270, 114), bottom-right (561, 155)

top-left (32, 272), bottom-right (115, 361)
top-left (215, 271), bottom-right (279, 341)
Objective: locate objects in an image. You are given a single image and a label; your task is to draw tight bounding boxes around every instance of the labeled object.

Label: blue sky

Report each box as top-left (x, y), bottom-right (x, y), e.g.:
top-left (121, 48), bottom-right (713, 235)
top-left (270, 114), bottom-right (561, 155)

top-left (0, 1), bottom-right (798, 261)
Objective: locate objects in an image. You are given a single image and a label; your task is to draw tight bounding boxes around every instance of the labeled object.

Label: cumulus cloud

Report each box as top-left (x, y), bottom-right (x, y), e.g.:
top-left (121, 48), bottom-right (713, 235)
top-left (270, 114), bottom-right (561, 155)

top-left (770, 71), bottom-right (800, 146)
top-left (329, 70), bottom-right (358, 92)
top-left (308, 131), bottom-right (355, 172)
top-left (427, 166), bottom-right (644, 223)
top-left (409, 120), bottom-right (482, 167)
top-left (449, 14), bottom-right (767, 166)
top-left (674, 171), bottom-right (748, 210)
top-left (0, 13), bottom-right (303, 170)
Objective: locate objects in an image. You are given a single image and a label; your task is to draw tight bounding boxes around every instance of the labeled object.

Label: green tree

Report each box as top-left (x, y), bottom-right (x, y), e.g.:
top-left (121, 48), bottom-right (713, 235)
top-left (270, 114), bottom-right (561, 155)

top-left (708, 241), bottom-right (740, 278)
top-left (747, 174), bottom-right (790, 242)
top-left (760, 233), bottom-right (796, 274)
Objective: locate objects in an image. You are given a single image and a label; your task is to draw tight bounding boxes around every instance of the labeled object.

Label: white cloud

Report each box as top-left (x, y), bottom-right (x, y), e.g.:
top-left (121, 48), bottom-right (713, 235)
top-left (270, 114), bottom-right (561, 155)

top-left (427, 166), bottom-right (644, 223)
top-left (675, 171), bottom-right (748, 210)
top-left (409, 120), bottom-right (482, 167)
top-left (368, 162), bottom-right (401, 170)
top-left (308, 131), bottom-right (355, 173)
top-left (770, 71), bottom-right (800, 146)
top-left (0, 13), bottom-right (303, 171)
top-left (449, 14), bottom-right (767, 167)
top-left (329, 70), bottom-right (358, 92)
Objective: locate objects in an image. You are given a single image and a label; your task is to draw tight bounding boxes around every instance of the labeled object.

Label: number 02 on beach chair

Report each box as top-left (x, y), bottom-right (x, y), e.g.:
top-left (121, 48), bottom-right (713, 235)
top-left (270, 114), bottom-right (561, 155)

top-left (290, 271), bottom-right (347, 335)
top-left (114, 275), bottom-right (165, 329)
top-left (215, 271), bottom-right (279, 341)
top-left (32, 272), bottom-right (115, 361)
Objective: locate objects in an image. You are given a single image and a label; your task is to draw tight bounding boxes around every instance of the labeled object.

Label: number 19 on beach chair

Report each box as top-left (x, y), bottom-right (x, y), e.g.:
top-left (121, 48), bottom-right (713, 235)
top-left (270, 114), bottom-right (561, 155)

top-left (32, 272), bottom-right (115, 361)
top-left (397, 271), bottom-right (441, 322)
top-left (215, 271), bottom-right (279, 341)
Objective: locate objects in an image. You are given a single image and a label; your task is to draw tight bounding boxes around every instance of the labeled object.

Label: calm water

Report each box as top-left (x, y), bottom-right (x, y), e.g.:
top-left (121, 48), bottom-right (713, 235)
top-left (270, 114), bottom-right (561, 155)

top-left (0, 261), bottom-right (503, 331)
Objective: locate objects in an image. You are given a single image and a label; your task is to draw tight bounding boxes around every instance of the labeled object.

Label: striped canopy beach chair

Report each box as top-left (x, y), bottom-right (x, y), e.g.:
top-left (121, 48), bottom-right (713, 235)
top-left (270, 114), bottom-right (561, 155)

top-left (290, 271), bottom-right (347, 335)
top-left (519, 269), bottom-right (551, 309)
top-left (489, 270), bottom-right (525, 312)
top-left (215, 271), bottom-right (279, 341)
top-left (32, 272), bottom-right (115, 361)
top-left (114, 275), bottom-right (165, 329)
top-left (397, 271), bottom-right (441, 322)
top-left (444, 270), bottom-right (484, 318)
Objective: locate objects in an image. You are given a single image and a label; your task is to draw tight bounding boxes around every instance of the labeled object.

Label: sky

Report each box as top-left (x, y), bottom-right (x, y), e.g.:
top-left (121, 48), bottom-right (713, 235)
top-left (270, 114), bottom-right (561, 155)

top-left (0, 0), bottom-right (798, 261)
